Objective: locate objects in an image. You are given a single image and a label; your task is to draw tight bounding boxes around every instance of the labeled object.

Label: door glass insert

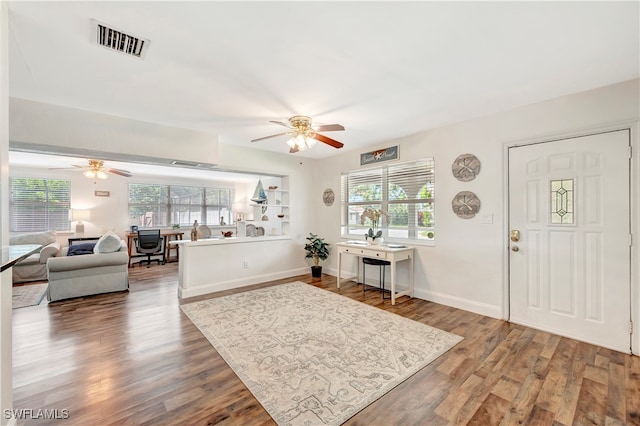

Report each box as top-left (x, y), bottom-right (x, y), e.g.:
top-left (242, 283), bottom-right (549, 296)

top-left (550, 179), bottom-right (574, 224)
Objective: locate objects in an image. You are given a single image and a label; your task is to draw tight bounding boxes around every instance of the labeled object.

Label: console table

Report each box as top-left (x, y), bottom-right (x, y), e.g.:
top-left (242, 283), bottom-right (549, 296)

top-left (336, 241), bottom-right (414, 305)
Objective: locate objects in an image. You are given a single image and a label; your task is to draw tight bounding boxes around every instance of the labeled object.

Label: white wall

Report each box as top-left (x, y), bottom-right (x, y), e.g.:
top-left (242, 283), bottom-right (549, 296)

top-left (10, 98), bottom-right (219, 166)
top-left (315, 79), bottom-right (640, 320)
top-left (0, 2), bottom-right (13, 422)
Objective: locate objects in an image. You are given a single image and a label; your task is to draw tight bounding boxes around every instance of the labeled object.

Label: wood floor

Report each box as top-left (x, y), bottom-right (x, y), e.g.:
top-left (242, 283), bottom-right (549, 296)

top-left (12, 264), bottom-right (640, 425)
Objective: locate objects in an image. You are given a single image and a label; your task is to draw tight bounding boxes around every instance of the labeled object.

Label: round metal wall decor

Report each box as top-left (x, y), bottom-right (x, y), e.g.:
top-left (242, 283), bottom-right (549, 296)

top-left (452, 153), bottom-right (481, 182)
top-left (451, 191), bottom-right (481, 219)
top-left (322, 188), bottom-right (335, 206)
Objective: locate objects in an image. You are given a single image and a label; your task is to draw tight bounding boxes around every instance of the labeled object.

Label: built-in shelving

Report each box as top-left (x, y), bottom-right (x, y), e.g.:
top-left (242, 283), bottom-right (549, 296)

top-left (240, 179), bottom-right (290, 237)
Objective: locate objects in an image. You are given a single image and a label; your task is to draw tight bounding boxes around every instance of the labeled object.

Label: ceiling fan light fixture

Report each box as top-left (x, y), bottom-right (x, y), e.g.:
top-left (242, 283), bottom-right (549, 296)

top-left (287, 134), bottom-right (316, 151)
top-left (83, 168), bottom-right (108, 179)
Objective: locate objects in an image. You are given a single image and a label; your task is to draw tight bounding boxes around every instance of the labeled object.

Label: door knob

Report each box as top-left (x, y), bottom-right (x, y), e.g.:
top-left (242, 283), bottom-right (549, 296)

top-left (511, 246), bottom-right (519, 252)
top-left (510, 230), bottom-right (520, 242)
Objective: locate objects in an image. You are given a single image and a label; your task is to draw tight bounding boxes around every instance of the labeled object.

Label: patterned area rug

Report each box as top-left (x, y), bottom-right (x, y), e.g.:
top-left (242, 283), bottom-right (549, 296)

top-left (181, 281), bottom-right (463, 425)
top-left (12, 283), bottom-right (48, 309)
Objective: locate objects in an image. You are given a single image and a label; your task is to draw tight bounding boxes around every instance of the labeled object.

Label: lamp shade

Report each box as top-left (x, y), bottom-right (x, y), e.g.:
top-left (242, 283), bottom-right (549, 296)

top-left (71, 209), bottom-right (91, 222)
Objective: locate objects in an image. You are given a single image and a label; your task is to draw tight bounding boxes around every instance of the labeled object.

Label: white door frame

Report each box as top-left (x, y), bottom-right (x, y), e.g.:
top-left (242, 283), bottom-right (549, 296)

top-left (502, 121), bottom-right (640, 355)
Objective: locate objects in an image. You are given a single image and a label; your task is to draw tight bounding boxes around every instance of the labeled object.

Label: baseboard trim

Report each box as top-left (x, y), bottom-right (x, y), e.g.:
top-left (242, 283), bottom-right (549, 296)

top-left (324, 269), bottom-right (502, 319)
top-left (178, 267), bottom-right (309, 299)
top-left (415, 289), bottom-right (502, 319)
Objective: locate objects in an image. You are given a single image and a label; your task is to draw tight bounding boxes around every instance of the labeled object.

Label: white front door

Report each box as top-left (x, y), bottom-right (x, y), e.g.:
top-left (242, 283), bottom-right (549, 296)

top-left (508, 130), bottom-right (631, 353)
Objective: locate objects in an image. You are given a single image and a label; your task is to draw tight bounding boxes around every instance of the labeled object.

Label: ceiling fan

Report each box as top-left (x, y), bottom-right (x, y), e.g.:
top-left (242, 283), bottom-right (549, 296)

top-left (51, 159), bottom-right (132, 179)
top-left (251, 115), bottom-right (345, 153)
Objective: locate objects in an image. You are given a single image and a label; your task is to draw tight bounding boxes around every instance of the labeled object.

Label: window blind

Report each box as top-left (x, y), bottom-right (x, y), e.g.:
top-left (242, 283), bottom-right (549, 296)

top-left (10, 177), bottom-right (71, 232)
top-left (128, 183), bottom-right (234, 227)
top-left (341, 158), bottom-right (435, 242)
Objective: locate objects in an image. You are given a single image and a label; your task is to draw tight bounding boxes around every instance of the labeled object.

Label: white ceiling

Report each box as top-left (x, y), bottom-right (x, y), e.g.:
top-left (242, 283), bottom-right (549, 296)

top-left (6, 1), bottom-right (640, 166)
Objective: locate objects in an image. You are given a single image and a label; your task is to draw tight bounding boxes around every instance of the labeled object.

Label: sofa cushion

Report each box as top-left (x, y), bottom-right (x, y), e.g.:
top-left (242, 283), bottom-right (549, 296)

top-left (94, 232), bottom-right (123, 254)
top-left (10, 230), bottom-right (57, 246)
top-left (67, 242), bottom-right (97, 256)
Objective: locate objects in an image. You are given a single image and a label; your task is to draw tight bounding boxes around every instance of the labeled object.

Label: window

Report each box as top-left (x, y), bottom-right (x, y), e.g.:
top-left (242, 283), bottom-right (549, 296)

top-left (341, 158), bottom-right (435, 242)
top-left (9, 177), bottom-right (71, 232)
top-left (128, 183), bottom-right (233, 227)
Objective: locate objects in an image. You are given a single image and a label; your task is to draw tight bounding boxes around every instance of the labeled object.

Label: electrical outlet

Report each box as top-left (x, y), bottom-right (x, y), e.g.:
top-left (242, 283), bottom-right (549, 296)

top-left (243, 260), bottom-right (249, 268)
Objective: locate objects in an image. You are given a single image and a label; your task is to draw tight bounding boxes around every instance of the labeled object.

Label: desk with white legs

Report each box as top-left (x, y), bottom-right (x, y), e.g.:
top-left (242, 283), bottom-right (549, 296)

top-left (336, 241), bottom-right (414, 305)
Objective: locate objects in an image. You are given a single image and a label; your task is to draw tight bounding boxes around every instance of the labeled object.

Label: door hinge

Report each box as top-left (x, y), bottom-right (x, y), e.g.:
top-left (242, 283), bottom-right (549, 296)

top-left (629, 145), bottom-right (633, 159)
top-left (629, 321), bottom-right (634, 334)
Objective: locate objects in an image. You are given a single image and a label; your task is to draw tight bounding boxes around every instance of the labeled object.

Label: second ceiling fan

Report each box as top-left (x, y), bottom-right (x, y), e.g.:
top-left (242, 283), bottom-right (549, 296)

top-left (251, 115), bottom-right (345, 153)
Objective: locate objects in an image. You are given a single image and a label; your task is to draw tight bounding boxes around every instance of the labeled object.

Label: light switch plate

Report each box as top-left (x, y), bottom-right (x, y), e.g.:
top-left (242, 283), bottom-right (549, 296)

top-left (481, 213), bottom-right (493, 224)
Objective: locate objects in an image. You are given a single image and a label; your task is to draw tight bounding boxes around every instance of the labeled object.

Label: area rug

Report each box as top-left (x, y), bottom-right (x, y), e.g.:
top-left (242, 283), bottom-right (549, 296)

top-left (12, 283), bottom-right (48, 309)
top-left (181, 281), bottom-right (463, 425)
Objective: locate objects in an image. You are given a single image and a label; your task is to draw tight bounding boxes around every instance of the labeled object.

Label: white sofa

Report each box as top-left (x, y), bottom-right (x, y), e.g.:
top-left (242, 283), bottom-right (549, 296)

top-left (10, 230), bottom-right (61, 283)
top-left (46, 234), bottom-right (129, 302)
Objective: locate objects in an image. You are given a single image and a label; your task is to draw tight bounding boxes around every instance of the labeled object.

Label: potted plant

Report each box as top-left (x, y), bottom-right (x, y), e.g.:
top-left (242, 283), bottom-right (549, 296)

top-left (361, 208), bottom-right (390, 245)
top-left (304, 233), bottom-right (330, 278)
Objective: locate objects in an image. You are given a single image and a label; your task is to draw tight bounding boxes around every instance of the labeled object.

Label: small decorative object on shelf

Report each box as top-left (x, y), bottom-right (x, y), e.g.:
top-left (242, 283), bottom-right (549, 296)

top-left (220, 216), bottom-right (226, 225)
top-left (190, 220), bottom-right (199, 241)
top-left (361, 207), bottom-right (390, 245)
top-left (222, 231), bottom-right (233, 238)
top-left (277, 214), bottom-right (285, 219)
top-left (268, 185), bottom-right (278, 190)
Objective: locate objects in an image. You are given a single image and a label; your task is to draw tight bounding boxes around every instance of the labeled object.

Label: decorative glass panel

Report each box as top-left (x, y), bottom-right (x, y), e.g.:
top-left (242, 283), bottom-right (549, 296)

top-left (550, 179), bottom-right (574, 224)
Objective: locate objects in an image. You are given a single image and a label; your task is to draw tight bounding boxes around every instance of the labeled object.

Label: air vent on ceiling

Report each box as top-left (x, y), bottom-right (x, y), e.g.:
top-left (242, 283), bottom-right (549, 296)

top-left (92, 19), bottom-right (149, 59)
top-left (171, 160), bottom-right (217, 169)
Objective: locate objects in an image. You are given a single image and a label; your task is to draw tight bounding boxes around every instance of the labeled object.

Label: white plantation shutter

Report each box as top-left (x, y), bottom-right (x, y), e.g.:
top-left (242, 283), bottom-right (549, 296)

top-left (10, 177), bottom-right (71, 232)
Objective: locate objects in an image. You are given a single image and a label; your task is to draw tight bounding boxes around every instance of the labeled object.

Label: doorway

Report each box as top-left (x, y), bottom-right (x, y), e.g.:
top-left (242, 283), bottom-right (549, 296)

top-left (508, 129), bottom-right (631, 353)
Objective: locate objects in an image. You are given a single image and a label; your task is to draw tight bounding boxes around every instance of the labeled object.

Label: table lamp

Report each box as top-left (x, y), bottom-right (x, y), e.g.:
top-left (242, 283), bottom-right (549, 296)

top-left (71, 209), bottom-right (91, 235)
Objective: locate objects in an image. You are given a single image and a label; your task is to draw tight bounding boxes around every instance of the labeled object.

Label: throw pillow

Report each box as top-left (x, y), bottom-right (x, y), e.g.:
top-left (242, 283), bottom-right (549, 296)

top-left (67, 242), bottom-right (97, 256)
top-left (94, 232), bottom-right (122, 254)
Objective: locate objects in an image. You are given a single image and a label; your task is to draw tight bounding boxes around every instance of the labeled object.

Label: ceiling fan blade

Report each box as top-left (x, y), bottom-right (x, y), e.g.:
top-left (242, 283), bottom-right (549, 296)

top-left (313, 124), bottom-right (345, 132)
top-left (106, 168), bottom-right (132, 177)
top-left (251, 132), bottom-right (292, 142)
top-left (269, 120), bottom-right (293, 129)
top-left (313, 133), bottom-right (344, 149)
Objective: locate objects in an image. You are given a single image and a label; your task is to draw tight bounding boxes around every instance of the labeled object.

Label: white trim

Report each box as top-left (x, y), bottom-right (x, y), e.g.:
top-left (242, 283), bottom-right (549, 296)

top-left (178, 267), bottom-right (308, 299)
top-left (324, 270), bottom-right (502, 319)
top-left (414, 288), bottom-right (502, 319)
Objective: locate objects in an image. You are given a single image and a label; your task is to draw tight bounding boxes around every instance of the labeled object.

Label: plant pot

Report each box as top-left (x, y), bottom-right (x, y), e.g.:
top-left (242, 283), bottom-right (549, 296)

top-left (311, 265), bottom-right (323, 278)
top-left (366, 236), bottom-right (383, 245)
